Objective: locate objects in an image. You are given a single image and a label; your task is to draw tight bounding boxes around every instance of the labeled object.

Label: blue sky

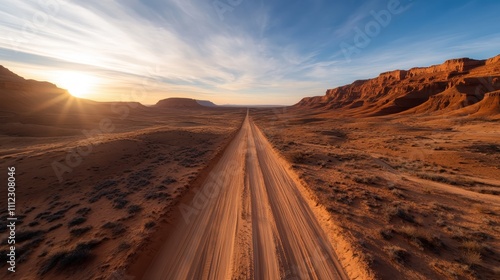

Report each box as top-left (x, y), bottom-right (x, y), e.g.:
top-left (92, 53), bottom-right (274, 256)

top-left (0, 0), bottom-right (499, 105)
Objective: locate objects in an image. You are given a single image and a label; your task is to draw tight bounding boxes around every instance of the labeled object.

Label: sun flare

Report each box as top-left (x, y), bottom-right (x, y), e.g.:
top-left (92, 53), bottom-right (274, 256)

top-left (56, 72), bottom-right (97, 98)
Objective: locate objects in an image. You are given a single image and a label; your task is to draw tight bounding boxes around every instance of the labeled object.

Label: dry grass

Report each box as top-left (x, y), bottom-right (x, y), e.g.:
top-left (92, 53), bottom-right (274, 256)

top-left (461, 250), bottom-right (482, 266)
top-left (397, 226), bottom-right (444, 253)
top-left (69, 226), bottom-right (93, 237)
top-left (383, 204), bottom-right (415, 223)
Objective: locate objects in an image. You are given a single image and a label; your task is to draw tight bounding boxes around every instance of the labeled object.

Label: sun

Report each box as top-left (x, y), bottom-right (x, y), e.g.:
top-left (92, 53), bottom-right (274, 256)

top-left (56, 72), bottom-right (97, 98)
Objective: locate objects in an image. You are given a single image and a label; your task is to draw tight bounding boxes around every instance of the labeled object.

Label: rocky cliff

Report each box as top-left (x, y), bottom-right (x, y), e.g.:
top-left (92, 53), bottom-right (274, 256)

top-left (296, 55), bottom-right (500, 117)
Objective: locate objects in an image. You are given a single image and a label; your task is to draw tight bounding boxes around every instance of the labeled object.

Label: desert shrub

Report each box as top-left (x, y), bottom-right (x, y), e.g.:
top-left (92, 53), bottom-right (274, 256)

top-left (35, 211), bottom-right (51, 220)
top-left (68, 217), bottom-right (87, 227)
top-left (89, 188), bottom-right (123, 203)
top-left (391, 188), bottom-right (405, 198)
top-left (384, 246), bottom-right (410, 264)
top-left (70, 226), bottom-right (93, 237)
top-left (28, 221), bottom-right (40, 227)
top-left (430, 261), bottom-right (467, 278)
top-left (397, 226), bottom-right (444, 253)
top-left (162, 177), bottom-right (178, 185)
top-left (127, 169), bottom-right (154, 190)
top-left (144, 221), bottom-right (156, 229)
top-left (48, 223), bottom-right (63, 232)
top-left (117, 242), bottom-right (131, 252)
top-left (144, 191), bottom-right (170, 200)
top-left (385, 205), bottom-right (415, 223)
top-left (398, 226), bottom-right (419, 238)
top-left (430, 202), bottom-right (454, 211)
top-left (470, 231), bottom-right (491, 242)
top-left (460, 240), bottom-right (492, 257)
top-left (16, 230), bottom-right (44, 242)
top-left (18, 237), bottom-right (44, 263)
top-left (95, 180), bottom-right (118, 190)
top-left (39, 204), bottom-right (79, 222)
top-left (417, 173), bottom-right (452, 184)
top-left (467, 144), bottom-right (500, 154)
top-left (321, 130), bottom-right (347, 138)
top-left (39, 240), bottom-right (102, 275)
top-left (45, 211), bottom-right (65, 222)
top-left (448, 226), bottom-right (467, 241)
top-left (102, 222), bottom-right (127, 237)
top-left (58, 248), bottom-right (92, 268)
top-left (380, 228), bottom-right (394, 240)
top-left (40, 253), bottom-right (64, 275)
top-left (290, 152), bottom-right (307, 164)
top-left (353, 175), bottom-right (382, 185)
top-left (436, 219), bottom-right (446, 227)
top-left (416, 173), bottom-right (475, 186)
top-left (335, 194), bottom-right (353, 205)
top-left (477, 188), bottom-right (500, 195)
top-left (76, 239), bottom-right (102, 250)
top-left (127, 205), bottom-right (142, 215)
top-left (76, 207), bottom-right (91, 216)
top-left (461, 250), bottom-right (482, 266)
top-left (113, 198), bottom-right (129, 209)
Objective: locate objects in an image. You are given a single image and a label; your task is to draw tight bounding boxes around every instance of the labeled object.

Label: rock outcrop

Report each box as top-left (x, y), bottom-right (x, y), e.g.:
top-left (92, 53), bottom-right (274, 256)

top-left (155, 97), bottom-right (204, 108)
top-left (296, 55), bottom-right (500, 117)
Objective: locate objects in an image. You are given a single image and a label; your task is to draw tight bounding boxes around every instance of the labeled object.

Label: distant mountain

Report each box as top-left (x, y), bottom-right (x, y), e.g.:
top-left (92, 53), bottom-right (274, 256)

top-left (221, 104), bottom-right (286, 108)
top-left (0, 65), bottom-right (147, 119)
top-left (0, 65), bottom-right (86, 114)
top-left (296, 55), bottom-right (500, 117)
top-left (155, 97), bottom-right (203, 108)
top-left (196, 100), bottom-right (217, 107)
top-left (155, 97), bottom-right (220, 109)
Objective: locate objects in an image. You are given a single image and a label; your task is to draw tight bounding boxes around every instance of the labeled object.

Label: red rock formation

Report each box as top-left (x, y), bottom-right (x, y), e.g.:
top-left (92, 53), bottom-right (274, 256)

top-left (451, 90), bottom-right (500, 117)
top-left (296, 55), bottom-right (500, 117)
top-left (0, 66), bottom-right (147, 122)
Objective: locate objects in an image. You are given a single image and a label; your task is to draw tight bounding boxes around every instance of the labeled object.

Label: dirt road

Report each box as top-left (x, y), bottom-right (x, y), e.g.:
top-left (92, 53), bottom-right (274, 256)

top-left (142, 112), bottom-right (348, 279)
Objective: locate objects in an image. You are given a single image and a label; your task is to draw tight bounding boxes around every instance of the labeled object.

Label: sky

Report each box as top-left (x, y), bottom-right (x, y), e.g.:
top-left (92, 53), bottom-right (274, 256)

top-left (0, 0), bottom-right (499, 105)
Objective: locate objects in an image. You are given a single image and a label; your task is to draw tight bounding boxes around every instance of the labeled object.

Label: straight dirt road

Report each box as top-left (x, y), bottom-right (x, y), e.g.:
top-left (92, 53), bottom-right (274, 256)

top-left (142, 112), bottom-right (348, 280)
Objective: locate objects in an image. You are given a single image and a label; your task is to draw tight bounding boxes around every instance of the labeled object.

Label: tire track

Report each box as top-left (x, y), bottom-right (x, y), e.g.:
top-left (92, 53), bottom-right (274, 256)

top-left (142, 112), bottom-right (348, 280)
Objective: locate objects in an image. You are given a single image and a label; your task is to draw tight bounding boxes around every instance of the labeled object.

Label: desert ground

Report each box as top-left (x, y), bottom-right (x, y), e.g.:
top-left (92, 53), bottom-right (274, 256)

top-left (0, 97), bottom-right (246, 279)
top-left (251, 107), bottom-right (500, 280)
